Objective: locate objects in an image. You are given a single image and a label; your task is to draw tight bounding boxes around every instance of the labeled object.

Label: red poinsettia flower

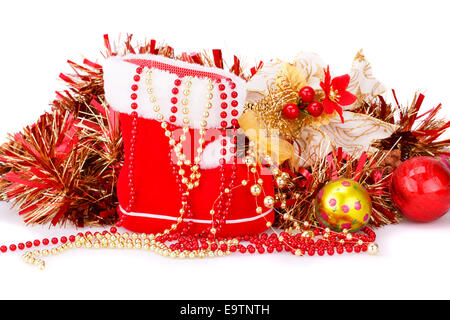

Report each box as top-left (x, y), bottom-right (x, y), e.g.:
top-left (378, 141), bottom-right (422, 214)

top-left (320, 66), bottom-right (357, 123)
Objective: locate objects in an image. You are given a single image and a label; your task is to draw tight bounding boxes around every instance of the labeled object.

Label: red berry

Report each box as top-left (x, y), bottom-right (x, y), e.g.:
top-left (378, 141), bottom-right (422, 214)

top-left (247, 245), bottom-right (256, 254)
top-left (282, 103), bottom-right (300, 119)
top-left (306, 101), bottom-right (323, 117)
top-left (1, 246), bottom-right (7, 253)
top-left (299, 86), bottom-right (315, 102)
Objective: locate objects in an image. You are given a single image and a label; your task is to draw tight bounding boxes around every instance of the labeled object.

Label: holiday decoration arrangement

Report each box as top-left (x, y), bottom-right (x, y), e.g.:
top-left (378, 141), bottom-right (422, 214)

top-left (0, 35), bottom-right (449, 270)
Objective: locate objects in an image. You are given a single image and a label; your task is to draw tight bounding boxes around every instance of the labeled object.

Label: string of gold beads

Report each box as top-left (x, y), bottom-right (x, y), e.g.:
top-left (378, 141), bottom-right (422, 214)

top-left (22, 231), bottom-right (244, 270)
top-left (145, 69), bottom-right (213, 190)
top-left (143, 69), bottom-right (215, 234)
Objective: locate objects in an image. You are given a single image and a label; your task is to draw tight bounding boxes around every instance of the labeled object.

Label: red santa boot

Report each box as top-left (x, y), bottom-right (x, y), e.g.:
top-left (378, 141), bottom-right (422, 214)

top-left (103, 54), bottom-right (274, 237)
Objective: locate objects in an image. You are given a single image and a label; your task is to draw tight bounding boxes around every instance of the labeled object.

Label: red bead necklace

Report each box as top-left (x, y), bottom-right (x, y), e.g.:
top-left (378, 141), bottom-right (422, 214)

top-left (0, 225), bottom-right (377, 259)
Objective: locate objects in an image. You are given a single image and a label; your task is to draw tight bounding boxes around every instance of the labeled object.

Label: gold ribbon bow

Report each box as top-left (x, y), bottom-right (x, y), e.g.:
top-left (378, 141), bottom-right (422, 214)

top-left (238, 109), bottom-right (296, 165)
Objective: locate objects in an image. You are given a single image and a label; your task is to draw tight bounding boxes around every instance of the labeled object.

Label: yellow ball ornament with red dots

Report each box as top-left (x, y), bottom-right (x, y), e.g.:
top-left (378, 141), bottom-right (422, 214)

top-left (315, 178), bottom-right (372, 233)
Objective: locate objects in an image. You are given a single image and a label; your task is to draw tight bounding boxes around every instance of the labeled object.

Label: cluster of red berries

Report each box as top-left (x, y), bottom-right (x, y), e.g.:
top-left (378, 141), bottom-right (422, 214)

top-left (282, 86), bottom-right (323, 119)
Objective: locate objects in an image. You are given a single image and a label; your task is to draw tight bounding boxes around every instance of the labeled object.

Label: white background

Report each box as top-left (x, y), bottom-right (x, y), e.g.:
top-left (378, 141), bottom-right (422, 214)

top-left (0, 0), bottom-right (449, 300)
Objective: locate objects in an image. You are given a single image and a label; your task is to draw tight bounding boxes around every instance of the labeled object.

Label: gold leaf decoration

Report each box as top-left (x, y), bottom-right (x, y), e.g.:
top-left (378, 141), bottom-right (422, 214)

top-left (238, 110), bottom-right (296, 164)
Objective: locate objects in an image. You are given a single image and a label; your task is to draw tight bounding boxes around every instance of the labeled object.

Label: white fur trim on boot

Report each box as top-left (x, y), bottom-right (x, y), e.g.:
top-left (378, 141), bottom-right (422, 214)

top-left (103, 54), bottom-right (247, 130)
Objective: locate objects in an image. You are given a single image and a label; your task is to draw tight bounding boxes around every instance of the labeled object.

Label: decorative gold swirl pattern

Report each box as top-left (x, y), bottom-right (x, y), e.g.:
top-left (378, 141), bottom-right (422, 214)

top-left (346, 49), bottom-right (386, 109)
top-left (295, 112), bottom-right (397, 167)
top-left (292, 51), bottom-right (325, 90)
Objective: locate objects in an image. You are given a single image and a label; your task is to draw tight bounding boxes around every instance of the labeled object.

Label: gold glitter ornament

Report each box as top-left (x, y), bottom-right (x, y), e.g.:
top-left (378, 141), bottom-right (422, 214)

top-left (315, 178), bottom-right (372, 232)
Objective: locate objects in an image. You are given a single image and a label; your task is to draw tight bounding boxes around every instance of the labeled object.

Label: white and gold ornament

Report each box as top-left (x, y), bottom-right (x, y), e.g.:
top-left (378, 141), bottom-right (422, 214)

top-left (245, 50), bottom-right (397, 167)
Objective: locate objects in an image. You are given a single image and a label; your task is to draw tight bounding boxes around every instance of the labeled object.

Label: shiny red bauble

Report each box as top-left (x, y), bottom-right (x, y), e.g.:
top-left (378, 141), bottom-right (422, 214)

top-left (282, 103), bottom-right (300, 119)
top-left (306, 101), bottom-right (323, 117)
top-left (299, 86), bottom-right (315, 102)
top-left (391, 156), bottom-right (450, 222)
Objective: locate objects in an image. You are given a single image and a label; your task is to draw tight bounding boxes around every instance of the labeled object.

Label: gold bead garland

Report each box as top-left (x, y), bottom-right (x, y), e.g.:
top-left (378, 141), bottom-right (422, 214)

top-left (143, 70), bottom-right (261, 242)
top-left (145, 69), bottom-right (213, 190)
top-left (143, 68), bottom-right (215, 233)
top-left (20, 224), bottom-right (379, 270)
top-left (22, 231), bottom-right (245, 270)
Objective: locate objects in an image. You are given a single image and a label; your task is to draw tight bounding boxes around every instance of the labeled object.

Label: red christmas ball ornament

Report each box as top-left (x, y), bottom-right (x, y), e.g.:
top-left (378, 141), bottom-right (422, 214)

top-left (306, 101), bottom-right (323, 117)
top-left (299, 86), bottom-right (315, 102)
top-left (391, 156), bottom-right (450, 222)
top-left (282, 103), bottom-right (300, 119)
